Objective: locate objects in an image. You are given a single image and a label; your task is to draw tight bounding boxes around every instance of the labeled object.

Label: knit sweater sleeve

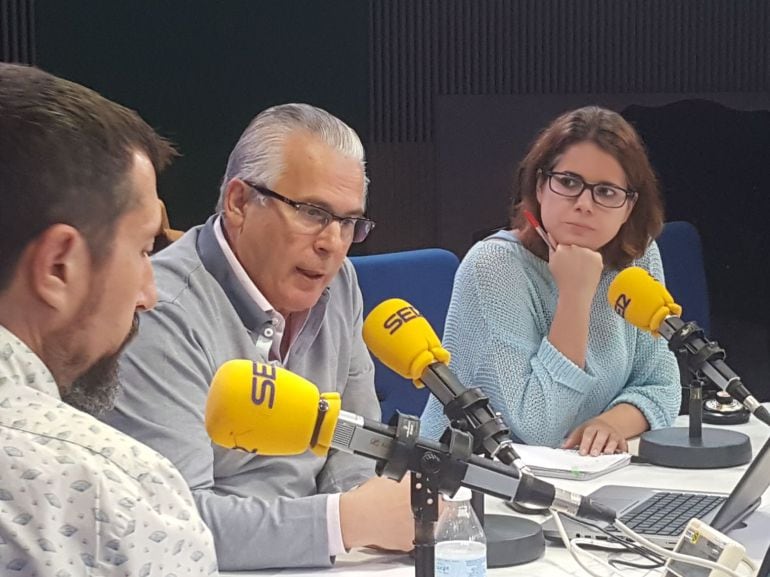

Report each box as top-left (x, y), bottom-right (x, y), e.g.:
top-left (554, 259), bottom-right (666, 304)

top-left (422, 239), bottom-right (600, 447)
top-left (606, 241), bottom-right (681, 428)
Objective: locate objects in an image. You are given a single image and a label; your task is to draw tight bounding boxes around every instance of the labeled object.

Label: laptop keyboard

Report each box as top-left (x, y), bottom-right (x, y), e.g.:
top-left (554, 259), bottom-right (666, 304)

top-left (619, 491), bottom-right (726, 536)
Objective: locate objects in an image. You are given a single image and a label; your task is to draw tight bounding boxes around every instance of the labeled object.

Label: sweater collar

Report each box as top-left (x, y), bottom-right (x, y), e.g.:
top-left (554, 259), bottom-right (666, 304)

top-left (196, 214), bottom-right (330, 333)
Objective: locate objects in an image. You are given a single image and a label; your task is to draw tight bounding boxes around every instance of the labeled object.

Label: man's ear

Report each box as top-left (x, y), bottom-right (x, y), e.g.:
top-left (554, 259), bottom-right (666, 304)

top-left (222, 179), bottom-right (255, 230)
top-left (28, 224), bottom-right (91, 312)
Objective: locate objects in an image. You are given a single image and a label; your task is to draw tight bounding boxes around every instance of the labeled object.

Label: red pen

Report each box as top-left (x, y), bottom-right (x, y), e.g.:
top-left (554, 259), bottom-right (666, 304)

top-left (523, 209), bottom-right (556, 251)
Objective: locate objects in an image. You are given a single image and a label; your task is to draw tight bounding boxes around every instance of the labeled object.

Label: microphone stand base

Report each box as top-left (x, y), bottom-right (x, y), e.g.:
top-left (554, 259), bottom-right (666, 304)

top-left (484, 514), bottom-right (544, 567)
top-left (639, 427), bottom-right (752, 469)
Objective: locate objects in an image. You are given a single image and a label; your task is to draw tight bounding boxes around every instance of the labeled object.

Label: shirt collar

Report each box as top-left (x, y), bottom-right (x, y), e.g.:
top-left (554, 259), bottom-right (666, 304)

top-left (0, 324), bottom-right (60, 399)
top-left (196, 214), bottom-right (331, 333)
top-left (212, 214), bottom-right (284, 325)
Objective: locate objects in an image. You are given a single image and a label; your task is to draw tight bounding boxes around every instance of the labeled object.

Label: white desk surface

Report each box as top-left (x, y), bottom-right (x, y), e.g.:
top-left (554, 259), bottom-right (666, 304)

top-left (221, 414), bottom-right (770, 576)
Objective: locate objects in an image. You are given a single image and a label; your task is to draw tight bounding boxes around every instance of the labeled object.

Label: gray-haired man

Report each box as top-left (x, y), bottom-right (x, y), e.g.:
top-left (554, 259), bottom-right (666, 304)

top-left (104, 104), bottom-right (413, 570)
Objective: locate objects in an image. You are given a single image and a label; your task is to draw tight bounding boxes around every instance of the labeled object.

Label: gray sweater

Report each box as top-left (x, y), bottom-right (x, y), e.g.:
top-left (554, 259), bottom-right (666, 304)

top-left (104, 215), bottom-right (379, 570)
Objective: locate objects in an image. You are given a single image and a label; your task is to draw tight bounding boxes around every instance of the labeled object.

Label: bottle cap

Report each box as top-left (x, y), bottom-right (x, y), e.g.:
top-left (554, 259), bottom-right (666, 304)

top-left (444, 487), bottom-right (472, 502)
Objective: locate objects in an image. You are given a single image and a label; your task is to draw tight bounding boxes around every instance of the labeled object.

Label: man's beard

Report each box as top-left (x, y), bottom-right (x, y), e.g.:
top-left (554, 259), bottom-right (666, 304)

top-left (62, 315), bottom-right (139, 417)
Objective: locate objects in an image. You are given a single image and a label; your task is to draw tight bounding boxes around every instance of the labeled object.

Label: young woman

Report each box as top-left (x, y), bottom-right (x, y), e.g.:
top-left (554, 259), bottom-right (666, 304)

top-left (421, 106), bottom-right (680, 455)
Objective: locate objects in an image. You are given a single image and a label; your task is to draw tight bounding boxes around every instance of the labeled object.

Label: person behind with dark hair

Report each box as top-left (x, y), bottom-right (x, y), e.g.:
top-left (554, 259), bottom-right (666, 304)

top-left (103, 103), bottom-right (414, 570)
top-left (0, 63), bottom-right (217, 575)
top-left (421, 106), bottom-right (680, 456)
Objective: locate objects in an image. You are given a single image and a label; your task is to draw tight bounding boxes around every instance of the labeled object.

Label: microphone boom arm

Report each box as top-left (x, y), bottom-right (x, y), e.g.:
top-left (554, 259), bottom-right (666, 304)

top-left (331, 410), bottom-right (616, 524)
top-left (660, 317), bottom-right (770, 426)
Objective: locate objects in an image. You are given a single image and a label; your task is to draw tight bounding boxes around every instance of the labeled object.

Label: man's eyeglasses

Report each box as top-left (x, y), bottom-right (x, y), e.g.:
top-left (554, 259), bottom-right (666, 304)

top-left (244, 182), bottom-right (376, 243)
top-left (542, 170), bottom-right (636, 209)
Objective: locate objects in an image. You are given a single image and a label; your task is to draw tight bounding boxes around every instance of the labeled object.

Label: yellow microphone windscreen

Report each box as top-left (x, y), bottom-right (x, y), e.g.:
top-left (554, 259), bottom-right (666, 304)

top-left (362, 298), bottom-right (450, 386)
top-left (205, 360), bottom-right (321, 455)
top-left (607, 266), bottom-right (683, 336)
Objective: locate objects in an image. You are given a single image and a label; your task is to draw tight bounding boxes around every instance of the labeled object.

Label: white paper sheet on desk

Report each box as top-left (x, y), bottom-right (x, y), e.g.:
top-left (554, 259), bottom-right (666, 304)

top-left (513, 443), bottom-right (631, 480)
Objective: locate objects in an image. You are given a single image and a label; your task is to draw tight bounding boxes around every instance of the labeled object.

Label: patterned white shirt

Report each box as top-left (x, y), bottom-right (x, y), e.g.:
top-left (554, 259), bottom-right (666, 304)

top-left (0, 325), bottom-right (218, 576)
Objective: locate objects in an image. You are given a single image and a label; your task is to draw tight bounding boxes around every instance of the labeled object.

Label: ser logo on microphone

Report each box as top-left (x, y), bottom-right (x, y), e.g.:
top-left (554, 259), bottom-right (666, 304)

top-left (383, 305), bottom-right (423, 335)
top-left (613, 294), bottom-right (632, 318)
top-left (251, 362), bottom-right (276, 409)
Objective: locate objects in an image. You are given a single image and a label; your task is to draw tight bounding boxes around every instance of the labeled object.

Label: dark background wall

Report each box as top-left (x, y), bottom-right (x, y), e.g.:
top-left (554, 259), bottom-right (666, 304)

top-left (2, 0), bottom-right (769, 394)
top-left (6, 0), bottom-right (767, 254)
top-left (27, 0), bottom-right (370, 231)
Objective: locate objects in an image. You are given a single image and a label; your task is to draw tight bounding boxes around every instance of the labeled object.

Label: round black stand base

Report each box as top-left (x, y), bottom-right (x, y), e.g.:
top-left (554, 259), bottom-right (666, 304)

top-left (485, 514), bottom-right (545, 567)
top-left (702, 404), bottom-right (750, 426)
top-left (639, 427), bottom-right (752, 469)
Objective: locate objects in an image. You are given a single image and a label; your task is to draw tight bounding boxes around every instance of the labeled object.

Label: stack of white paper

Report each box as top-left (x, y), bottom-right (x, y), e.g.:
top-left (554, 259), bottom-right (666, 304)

top-left (512, 443), bottom-right (631, 480)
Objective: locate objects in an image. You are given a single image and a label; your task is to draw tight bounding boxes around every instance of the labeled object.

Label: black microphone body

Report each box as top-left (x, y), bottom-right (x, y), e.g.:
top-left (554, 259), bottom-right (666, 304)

top-left (658, 316), bottom-right (770, 425)
top-left (363, 299), bottom-right (524, 469)
top-left (331, 409), bottom-right (616, 524)
top-left (420, 362), bottom-right (522, 467)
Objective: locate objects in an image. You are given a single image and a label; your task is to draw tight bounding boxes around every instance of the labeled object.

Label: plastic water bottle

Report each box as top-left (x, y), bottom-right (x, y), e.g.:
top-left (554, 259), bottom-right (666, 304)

top-left (434, 487), bottom-right (487, 577)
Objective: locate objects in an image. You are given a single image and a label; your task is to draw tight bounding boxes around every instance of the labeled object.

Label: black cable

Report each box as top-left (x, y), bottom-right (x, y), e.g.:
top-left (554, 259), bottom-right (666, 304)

top-left (608, 557), bottom-right (666, 570)
top-left (560, 513), bottom-right (666, 569)
top-left (755, 408), bottom-right (770, 428)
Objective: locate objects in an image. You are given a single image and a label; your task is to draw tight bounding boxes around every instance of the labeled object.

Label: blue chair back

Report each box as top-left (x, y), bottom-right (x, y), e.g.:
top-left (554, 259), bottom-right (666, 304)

top-left (350, 249), bottom-right (460, 423)
top-left (656, 221), bottom-right (711, 335)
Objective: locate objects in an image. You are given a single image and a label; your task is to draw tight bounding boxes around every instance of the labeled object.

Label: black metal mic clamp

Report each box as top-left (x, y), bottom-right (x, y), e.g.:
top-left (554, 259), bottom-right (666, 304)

top-left (668, 321), bottom-right (726, 375)
top-left (442, 385), bottom-right (519, 466)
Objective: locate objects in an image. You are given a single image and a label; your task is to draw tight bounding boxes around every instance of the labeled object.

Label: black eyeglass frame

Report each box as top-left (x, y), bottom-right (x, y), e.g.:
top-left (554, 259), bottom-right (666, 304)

top-left (243, 181), bottom-right (376, 243)
top-left (541, 170), bottom-right (637, 209)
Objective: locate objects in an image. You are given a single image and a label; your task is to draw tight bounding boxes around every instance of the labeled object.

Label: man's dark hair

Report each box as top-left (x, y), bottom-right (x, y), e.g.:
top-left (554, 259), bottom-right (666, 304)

top-left (0, 63), bottom-right (177, 289)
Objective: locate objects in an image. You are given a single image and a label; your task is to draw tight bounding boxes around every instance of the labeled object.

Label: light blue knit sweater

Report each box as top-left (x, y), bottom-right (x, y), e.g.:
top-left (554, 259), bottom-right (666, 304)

top-left (421, 230), bottom-right (681, 448)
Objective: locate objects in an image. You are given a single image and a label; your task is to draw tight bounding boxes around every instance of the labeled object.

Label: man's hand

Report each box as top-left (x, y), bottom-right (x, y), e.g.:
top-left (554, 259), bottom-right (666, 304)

top-left (562, 416), bottom-right (628, 456)
top-left (339, 475), bottom-right (414, 552)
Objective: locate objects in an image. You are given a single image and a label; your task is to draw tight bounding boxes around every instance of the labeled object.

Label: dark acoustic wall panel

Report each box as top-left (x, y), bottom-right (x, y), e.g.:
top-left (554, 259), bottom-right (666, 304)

top-left (369, 0), bottom-right (770, 144)
top-left (362, 142), bottom-right (436, 254)
top-left (0, 0), bottom-right (35, 63)
top-left (363, 0), bottom-right (770, 255)
top-left (35, 0), bottom-right (369, 234)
